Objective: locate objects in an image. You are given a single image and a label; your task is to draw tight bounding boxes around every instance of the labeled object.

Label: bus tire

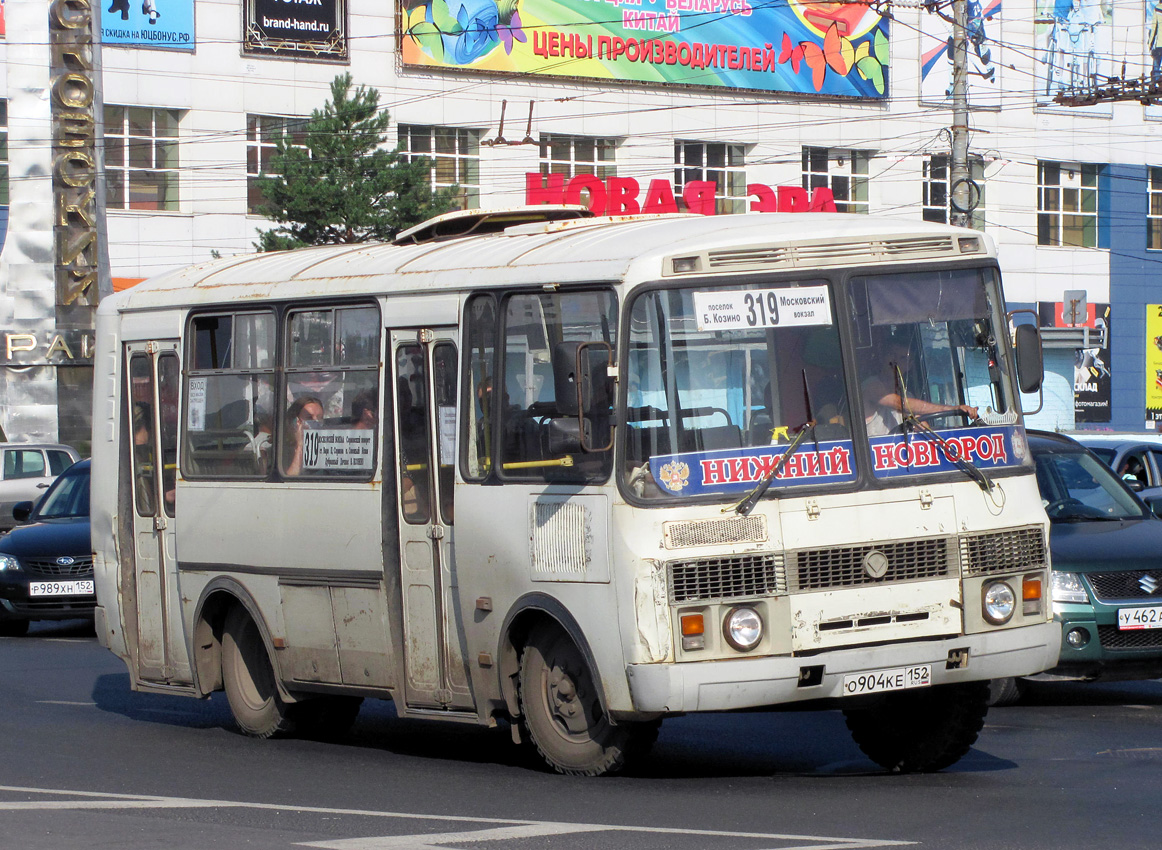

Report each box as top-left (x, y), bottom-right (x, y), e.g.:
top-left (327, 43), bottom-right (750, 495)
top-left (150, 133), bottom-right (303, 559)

top-left (222, 606), bottom-right (297, 739)
top-left (987, 676), bottom-right (1025, 707)
top-left (518, 626), bottom-right (649, 776)
top-left (842, 681), bottom-right (989, 773)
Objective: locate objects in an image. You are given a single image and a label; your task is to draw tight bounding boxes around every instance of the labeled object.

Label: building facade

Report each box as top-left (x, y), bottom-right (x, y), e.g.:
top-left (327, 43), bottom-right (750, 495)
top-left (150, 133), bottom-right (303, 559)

top-left (2, 0), bottom-right (1161, 441)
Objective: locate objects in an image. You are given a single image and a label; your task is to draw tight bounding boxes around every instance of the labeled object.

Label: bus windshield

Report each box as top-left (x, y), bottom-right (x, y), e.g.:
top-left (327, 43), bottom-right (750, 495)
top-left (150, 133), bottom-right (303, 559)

top-left (623, 279), bottom-right (852, 500)
top-left (621, 267), bottom-right (1023, 501)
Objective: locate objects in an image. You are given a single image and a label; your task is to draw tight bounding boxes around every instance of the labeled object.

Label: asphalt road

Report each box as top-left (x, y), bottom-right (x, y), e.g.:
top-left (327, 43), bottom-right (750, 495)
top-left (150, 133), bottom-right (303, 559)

top-left (3, 619), bottom-right (1161, 850)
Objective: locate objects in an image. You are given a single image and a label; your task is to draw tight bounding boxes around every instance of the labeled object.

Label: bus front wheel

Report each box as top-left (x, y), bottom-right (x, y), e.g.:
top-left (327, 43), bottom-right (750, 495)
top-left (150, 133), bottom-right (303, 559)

top-left (842, 681), bottom-right (989, 773)
top-left (518, 626), bottom-right (655, 776)
top-left (222, 606), bottom-right (297, 739)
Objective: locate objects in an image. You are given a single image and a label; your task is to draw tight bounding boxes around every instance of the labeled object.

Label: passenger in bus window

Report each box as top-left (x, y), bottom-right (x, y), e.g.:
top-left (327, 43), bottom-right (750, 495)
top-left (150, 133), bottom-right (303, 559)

top-left (862, 333), bottom-right (978, 436)
top-left (349, 390), bottom-right (378, 430)
top-left (248, 408), bottom-right (273, 473)
top-left (284, 395), bottom-right (324, 475)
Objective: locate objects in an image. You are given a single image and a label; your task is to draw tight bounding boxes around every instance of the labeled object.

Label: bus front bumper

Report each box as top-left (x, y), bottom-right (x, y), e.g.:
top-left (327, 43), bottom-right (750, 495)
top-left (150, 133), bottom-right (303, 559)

top-left (625, 621), bottom-right (1061, 713)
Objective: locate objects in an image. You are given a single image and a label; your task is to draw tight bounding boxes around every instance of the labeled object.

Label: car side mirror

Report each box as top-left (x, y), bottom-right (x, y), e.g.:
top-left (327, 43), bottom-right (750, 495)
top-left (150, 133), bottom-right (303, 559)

top-left (1123, 475), bottom-right (1146, 492)
top-left (12, 501), bottom-right (33, 523)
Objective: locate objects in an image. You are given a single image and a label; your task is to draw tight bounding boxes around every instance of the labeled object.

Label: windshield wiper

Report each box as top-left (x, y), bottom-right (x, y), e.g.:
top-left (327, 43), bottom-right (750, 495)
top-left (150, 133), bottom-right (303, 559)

top-left (729, 370), bottom-right (818, 516)
top-left (894, 364), bottom-right (995, 493)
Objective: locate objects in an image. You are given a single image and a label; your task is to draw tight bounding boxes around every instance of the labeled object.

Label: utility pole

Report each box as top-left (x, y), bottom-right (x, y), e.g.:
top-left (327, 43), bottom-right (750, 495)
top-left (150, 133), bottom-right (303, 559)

top-left (948, 0), bottom-right (973, 228)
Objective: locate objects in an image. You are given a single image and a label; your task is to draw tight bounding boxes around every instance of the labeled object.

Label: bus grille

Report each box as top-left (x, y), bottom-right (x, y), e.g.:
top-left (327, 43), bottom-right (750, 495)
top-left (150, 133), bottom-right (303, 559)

top-left (663, 515), bottom-right (767, 549)
top-left (1098, 625), bottom-right (1162, 650)
top-left (959, 526), bottom-right (1047, 577)
top-left (787, 538), bottom-right (951, 592)
top-left (1087, 570), bottom-right (1162, 603)
top-left (668, 554), bottom-right (786, 603)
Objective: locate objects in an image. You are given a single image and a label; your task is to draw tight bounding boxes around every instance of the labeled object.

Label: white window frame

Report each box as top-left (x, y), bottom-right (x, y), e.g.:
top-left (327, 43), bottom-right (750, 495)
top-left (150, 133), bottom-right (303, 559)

top-left (802, 146), bottom-right (870, 215)
top-left (674, 140), bottom-right (747, 215)
top-left (538, 134), bottom-right (617, 180)
top-left (246, 114), bottom-right (308, 215)
top-left (923, 155), bottom-right (986, 229)
top-left (397, 125), bottom-right (482, 210)
top-left (1037, 160), bottom-right (1100, 248)
top-left (1149, 167), bottom-right (1162, 252)
top-left (104, 106), bottom-right (182, 212)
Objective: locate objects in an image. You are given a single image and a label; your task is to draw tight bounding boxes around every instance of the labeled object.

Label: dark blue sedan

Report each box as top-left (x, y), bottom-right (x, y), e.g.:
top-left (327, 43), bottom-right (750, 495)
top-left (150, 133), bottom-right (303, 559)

top-left (0, 459), bottom-right (92, 636)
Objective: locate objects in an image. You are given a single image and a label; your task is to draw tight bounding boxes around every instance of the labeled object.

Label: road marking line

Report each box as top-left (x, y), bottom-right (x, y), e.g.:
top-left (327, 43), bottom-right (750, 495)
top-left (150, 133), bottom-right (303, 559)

top-left (299, 822), bottom-right (607, 849)
top-left (35, 700), bottom-right (97, 706)
top-left (0, 785), bottom-right (913, 849)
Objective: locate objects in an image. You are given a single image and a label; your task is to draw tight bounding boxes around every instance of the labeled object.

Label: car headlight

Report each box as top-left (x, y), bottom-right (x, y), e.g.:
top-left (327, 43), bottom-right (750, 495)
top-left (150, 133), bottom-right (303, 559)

top-left (723, 606), bottom-right (763, 652)
top-left (982, 580), bottom-right (1016, 625)
top-left (0, 554), bottom-right (21, 572)
top-left (1051, 571), bottom-right (1089, 604)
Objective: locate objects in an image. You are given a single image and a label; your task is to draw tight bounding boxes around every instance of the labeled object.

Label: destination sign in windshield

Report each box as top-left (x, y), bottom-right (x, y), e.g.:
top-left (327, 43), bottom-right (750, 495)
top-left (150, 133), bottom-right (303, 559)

top-left (692, 286), bottom-right (832, 331)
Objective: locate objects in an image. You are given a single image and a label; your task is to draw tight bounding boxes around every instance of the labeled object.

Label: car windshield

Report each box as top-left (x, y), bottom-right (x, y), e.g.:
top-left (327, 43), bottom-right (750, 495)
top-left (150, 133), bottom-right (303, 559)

top-left (35, 468), bottom-right (90, 519)
top-left (1033, 448), bottom-right (1147, 522)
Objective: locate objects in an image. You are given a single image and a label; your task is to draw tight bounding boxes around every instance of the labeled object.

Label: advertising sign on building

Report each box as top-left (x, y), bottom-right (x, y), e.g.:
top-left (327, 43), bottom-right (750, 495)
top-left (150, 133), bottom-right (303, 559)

top-left (246, 0), bottom-right (348, 60)
top-left (401, 0), bottom-right (890, 98)
top-left (1040, 301), bottom-right (1111, 424)
top-left (100, 0), bottom-right (194, 51)
top-left (1147, 304), bottom-right (1162, 426)
top-left (1034, 0), bottom-right (1112, 110)
top-left (919, 0), bottom-right (1002, 106)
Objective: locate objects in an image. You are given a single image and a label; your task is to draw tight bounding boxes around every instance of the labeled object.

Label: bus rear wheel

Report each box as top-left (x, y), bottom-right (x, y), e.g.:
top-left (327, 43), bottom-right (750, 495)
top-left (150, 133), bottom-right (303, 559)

top-left (842, 681), bottom-right (989, 773)
top-left (222, 606), bottom-right (297, 739)
top-left (518, 626), bottom-right (655, 776)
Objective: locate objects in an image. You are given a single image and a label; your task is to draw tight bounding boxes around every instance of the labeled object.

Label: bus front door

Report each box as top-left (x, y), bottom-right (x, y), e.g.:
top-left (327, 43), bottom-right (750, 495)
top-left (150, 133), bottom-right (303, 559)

top-left (390, 330), bottom-right (473, 712)
top-left (125, 342), bottom-right (192, 686)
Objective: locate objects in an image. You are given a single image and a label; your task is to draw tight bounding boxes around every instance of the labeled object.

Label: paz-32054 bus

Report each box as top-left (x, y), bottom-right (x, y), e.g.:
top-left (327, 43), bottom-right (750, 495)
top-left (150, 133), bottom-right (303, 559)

top-left (91, 209), bottom-right (1059, 775)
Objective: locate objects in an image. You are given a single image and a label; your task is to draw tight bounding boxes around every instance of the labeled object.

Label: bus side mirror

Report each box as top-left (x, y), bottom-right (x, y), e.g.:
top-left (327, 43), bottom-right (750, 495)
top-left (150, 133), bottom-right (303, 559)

top-left (553, 342), bottom-right (614, 418)
top-left (1014, 324), bottom-right (1044, 394)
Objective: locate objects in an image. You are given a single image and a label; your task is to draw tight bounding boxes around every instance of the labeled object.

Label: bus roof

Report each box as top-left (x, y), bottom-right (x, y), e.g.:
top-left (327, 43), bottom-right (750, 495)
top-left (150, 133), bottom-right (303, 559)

top-left (106, 213), bottom-right (995, 313)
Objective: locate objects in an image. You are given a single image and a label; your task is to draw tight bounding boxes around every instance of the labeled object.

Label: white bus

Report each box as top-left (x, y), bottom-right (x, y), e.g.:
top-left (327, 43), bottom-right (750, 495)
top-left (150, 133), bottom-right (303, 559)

top-left (91, 209), bottom-right (1059, 775)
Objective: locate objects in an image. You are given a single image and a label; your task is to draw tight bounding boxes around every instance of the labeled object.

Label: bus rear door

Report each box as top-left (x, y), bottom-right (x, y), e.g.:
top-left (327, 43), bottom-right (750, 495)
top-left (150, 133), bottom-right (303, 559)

top-left (390, 329), bottom-right (474, 712)
top-left (125, 341), bottom-right (193, 686)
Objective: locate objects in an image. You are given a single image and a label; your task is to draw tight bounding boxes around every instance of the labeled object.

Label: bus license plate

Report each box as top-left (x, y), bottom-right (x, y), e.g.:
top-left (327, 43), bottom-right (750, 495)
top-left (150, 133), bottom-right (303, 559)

top-left (1118, 606), bottom-right (1162, 630)
top-left (29, 580), bottom-right (94, 597)
top-left (843, 665), bottom-right (931, 697)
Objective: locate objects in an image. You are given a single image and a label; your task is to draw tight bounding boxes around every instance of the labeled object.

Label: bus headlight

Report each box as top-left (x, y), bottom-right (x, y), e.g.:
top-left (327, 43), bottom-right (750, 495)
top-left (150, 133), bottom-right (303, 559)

top-left (723, 606), bottom-right (763, 652)
top-left (982, 581), bottom-right (1016, 625)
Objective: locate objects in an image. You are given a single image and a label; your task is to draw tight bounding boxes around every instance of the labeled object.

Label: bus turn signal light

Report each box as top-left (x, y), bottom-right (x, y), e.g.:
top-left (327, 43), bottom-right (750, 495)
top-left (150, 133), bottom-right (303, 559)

top-left (1023, 575), bottom-right (1043, 616)
top-left (680, 612), bottom-right (705, 651)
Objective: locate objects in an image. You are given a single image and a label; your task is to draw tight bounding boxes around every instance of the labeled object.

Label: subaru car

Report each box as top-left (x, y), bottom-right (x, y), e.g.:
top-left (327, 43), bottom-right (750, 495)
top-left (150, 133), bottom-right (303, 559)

top-left (0, 459), bottom-right (93, 636)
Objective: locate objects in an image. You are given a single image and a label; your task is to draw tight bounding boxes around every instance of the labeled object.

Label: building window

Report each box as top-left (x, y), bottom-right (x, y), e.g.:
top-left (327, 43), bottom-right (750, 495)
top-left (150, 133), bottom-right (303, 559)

top-left (104, 106), bottom-right (181, 211)
top-left (1037, 161), bottom-right (1100, 247)
top-left (923, 155), bottom-right (986, 229)
top-left (539, 134), bottom-right (617, 180)
top-left (802, 147), bottom-right (870, 214)
top-left (1149, 167), bottom-right (1162, 251)
top-left (398, 125), bottom-right (482, 210)
top-left (0, 99), bottom-right (8, 207)
top-left (246, 114), bottom-right (308, 215)
top-left (674, 141), bottom-right (746, 214)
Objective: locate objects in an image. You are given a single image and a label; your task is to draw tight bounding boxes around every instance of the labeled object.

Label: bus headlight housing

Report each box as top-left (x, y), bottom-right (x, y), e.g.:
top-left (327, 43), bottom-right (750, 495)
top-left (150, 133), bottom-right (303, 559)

top-left (982, 580), bottom-right (1016, 625)
top-left (723, 606), bottom-right (763, 652)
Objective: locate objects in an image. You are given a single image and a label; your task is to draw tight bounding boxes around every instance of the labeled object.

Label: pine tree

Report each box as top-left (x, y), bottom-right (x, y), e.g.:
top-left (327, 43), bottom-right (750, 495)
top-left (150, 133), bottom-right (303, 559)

top-left (254, 74), bottom-right (457, 251)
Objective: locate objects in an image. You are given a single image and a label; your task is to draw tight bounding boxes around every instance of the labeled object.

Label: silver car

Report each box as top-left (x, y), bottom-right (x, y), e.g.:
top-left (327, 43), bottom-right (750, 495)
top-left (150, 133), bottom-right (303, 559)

top-left (0, 444), bottom-right (81, 533)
